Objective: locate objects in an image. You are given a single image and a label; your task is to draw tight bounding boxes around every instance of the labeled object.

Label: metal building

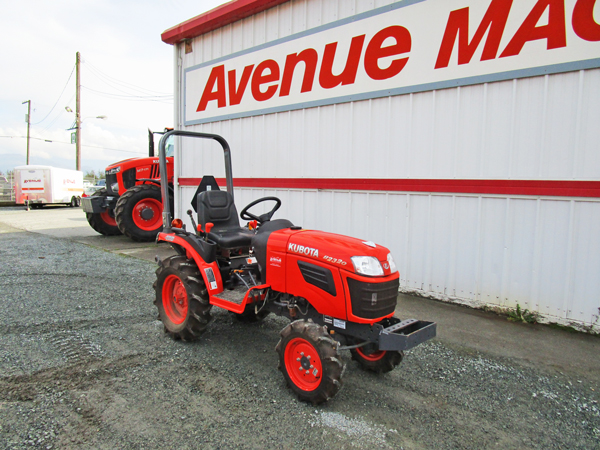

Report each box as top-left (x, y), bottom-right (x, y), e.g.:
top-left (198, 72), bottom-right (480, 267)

top-left (162, 0), bottom-right (600, 331)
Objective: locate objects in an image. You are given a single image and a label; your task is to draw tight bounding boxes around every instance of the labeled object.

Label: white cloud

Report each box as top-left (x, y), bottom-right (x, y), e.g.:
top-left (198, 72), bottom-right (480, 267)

top-left (0, 0), bottom-right (229, 173)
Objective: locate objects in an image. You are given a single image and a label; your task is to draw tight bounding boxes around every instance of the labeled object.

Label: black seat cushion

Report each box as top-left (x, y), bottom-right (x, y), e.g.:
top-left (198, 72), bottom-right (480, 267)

top-left (197, 190), bottom-right (240, 229)
top-left (207, 228), bottom-right (254, 249)
top-left (197, 190), bottom-right (253, 249)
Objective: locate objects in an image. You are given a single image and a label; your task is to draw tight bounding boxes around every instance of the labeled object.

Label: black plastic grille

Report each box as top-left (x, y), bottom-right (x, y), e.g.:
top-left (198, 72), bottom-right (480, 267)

top-left (150, 164), bottom-right (160, 179)
top-left (297, 261), bottom-right (336, 296)
top-left (105, 173), bottom-right (117, 195)
top-left (346, 277), bottom-right (399, 319)
top-left (122, 168), bottom-right (137, 189)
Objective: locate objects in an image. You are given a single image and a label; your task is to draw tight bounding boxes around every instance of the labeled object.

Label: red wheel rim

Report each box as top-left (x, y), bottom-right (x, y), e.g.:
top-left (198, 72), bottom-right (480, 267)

top-left (100, 210), bottom-right (117, 227)
top-left (162, 274), bottom-right (188, 325)
top-left (132, 198), bottom-right (162, 231)
top-left (356, 347), bottom-right (387, 361)
top-left (284, 337), bottom-right (323, 392)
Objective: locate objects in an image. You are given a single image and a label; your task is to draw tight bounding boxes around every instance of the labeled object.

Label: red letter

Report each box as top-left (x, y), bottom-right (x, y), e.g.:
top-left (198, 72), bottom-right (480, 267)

top-left (573, 0), bottom-right (600, 41)
top-left (435, 0), bottom-right (513, 69)
top-left (319, 35), bottom-right (366, 89)
top-left (251, 60), bottom-right (280, 102)
top-left (197, 65), bottom-right (226, 112)
top-left (279, 49), bottom-right (318, 97)
top-left (228, 65), bottom-right (254, 106)
top-left (364, 26), bottom-right (411, 80)
top-left (500, 0), bottom-right (566, 58)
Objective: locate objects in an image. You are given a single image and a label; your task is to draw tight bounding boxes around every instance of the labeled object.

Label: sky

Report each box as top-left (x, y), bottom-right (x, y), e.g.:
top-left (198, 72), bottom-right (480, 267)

top-left (0, 0), bottom-right (229, 176)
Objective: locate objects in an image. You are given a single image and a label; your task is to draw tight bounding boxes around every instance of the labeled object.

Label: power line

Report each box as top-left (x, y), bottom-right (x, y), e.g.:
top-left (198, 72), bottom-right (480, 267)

top-left (0, 135), bottom-right (146, 155)
top-left (82, 85), bottom-right (173, 104)
top-left (31, 65), bottom-right (76, 126)
top-left (83, 57), bottom-right (172, 97)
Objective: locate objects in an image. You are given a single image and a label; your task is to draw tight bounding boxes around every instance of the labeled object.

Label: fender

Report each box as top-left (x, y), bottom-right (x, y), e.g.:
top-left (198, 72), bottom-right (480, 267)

top-left (157, 231), bottom-right (223, 296)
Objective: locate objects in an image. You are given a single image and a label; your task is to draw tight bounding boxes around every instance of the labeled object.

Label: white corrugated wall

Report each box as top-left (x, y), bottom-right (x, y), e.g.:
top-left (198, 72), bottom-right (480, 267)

top-left (172, 0), bottom-right (600, 330)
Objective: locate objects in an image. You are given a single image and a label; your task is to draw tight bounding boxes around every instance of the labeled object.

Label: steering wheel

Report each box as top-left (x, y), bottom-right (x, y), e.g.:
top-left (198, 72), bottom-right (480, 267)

top-left (240, 196), bottom-right (282, 223)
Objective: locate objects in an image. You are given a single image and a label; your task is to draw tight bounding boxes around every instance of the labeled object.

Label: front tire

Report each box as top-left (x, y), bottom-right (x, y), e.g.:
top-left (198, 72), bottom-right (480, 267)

top-left (85, 188), bottom-right (122, 236)
top-left (115, 184), bottom-right (169, 242)
top-left (276, 320), bottom-right (344, 404)
top-left (350, 341), bottom-right (403, 373)
top-left (153, 255), bottom-right (212, 341)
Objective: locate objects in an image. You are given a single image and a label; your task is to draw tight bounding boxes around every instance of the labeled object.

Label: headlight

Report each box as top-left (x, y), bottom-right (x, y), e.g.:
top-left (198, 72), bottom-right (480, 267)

top-left (387, 253), bottom-right (398, 273)
top-left (110, 182), bottom-right (119, 192)
top-left (351, 256), bottom-right (384, 276)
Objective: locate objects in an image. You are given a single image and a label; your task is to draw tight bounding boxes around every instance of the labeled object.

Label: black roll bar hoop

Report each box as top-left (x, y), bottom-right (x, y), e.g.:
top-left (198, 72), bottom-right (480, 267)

top-left (157, 130), bottom-right (234, 233)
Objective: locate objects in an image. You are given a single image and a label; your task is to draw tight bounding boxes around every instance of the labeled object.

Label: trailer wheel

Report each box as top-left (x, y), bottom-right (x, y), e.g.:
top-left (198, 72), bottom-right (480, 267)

top-left (70, 196), bottom-right (77, 207)
top-left (153, 255), bottom-right (211, 341)
top-left (85, 188), bottom-right (122, 236)
top-left (115, 184), bottom-right (170, 242)
top-left (276, 320), bottom-right (344, 404)
top-left (350, 342), bottom-right (403, 374)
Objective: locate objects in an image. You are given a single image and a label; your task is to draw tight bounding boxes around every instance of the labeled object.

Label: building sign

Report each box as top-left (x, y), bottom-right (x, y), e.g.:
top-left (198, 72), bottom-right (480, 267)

top-left (184, 0), bottom-right (600, 125)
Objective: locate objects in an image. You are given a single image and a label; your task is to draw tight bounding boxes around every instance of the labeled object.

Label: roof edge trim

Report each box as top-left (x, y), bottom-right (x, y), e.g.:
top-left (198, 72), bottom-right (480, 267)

top-left (162, 0), bottom-right (290, 45)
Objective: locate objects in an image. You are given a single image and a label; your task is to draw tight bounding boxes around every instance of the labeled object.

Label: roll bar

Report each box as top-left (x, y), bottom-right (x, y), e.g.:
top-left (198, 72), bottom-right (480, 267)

top-left (158, 130), bottom-right (234, 232)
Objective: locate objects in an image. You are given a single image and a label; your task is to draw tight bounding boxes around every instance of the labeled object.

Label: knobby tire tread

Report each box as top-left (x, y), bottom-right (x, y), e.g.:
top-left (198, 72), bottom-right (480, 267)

top-left (154, 255), bottom-right (212, 341)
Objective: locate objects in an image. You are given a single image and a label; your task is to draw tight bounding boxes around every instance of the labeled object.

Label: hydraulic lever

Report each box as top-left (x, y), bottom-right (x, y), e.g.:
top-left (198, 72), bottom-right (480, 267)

top-left (187, 209), bottom-right (199, 236)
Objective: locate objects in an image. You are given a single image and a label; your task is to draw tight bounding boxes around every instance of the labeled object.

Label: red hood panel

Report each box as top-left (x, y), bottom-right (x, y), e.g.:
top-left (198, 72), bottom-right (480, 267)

top-left (284, 230), bottom-right (392, 274)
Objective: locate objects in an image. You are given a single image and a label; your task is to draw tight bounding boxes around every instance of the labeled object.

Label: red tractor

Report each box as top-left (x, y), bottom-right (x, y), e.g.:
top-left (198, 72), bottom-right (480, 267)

top-left (154, 130), bottom-right (436, 404)
top-left (82, 129), bottom-right (174, 242)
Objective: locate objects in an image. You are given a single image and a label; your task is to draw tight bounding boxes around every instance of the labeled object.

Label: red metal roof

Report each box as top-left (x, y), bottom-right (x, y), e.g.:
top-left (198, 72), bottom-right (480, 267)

top-left (161, 0), bottom-right (290, 45)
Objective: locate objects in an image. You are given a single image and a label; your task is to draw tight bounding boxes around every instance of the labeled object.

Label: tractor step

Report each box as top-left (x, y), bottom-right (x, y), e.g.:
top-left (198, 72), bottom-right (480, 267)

top-left (213, 285), bottom-right (247, 305)
top-left (210, 283), bottom-right (269, 314)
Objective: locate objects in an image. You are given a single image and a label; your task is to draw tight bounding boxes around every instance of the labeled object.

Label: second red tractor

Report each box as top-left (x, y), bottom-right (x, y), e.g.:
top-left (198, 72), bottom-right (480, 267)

top-left (82, 129), bottom-right (174, 241)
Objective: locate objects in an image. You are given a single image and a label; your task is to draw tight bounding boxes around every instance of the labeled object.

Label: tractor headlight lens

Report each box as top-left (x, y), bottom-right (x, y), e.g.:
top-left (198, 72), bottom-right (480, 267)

top-left (110, 182), bottom-right (119, 192)
top-left (351, 256), bottom-right (384, 276)
top-left (387, 253), bottom-right (398, 273)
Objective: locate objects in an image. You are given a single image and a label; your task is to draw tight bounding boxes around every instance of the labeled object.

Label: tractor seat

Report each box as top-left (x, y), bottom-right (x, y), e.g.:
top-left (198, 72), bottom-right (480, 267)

top-left (196, 190), bottom-right (253, 249)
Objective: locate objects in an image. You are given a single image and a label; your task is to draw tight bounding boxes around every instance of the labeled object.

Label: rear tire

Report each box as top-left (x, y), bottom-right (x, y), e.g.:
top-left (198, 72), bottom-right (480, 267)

top-left (276, 320), bottom-right (344, 404)
top-left (153, 255), bottom-right (212, 341)
top-left (115, 184), bottom-right (169, 242)
top-left (85, 188), bottom-right (122, 236)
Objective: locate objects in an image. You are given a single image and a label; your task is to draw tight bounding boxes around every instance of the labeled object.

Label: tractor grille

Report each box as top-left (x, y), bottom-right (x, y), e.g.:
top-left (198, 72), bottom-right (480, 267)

top-left (297, 261), bottom-right (336, 296)
top-left (122, 168), bottom-right (137, 189)
top-left (150, 164), bottom-right (160, 179)
top-left (346, 277), bottom-right (399, 319)
top-left (105, 173), bottom-right (117, 195)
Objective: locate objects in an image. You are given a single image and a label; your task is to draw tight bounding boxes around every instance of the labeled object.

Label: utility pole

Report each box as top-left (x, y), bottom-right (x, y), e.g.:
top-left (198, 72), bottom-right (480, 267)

top-left (22, 100), bottom-right (31, 164)
top-left (75, 51), bottom-right (81, 171)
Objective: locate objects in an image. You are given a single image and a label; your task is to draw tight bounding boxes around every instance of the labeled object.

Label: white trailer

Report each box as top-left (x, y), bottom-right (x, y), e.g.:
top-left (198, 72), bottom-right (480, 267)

top-left (14, 165), bottom-right (84, 208)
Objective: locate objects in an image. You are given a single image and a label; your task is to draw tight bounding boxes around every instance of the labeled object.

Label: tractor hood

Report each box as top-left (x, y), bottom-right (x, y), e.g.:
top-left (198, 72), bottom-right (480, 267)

top-left (106, 158), bottom-right (137, 169)
top-left (283, 229), bottom-right (396, 276)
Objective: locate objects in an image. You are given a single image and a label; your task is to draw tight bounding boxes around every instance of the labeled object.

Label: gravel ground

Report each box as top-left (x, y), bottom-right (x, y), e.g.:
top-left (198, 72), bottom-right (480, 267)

top-left (0, 226), bottom-right (599, 449)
